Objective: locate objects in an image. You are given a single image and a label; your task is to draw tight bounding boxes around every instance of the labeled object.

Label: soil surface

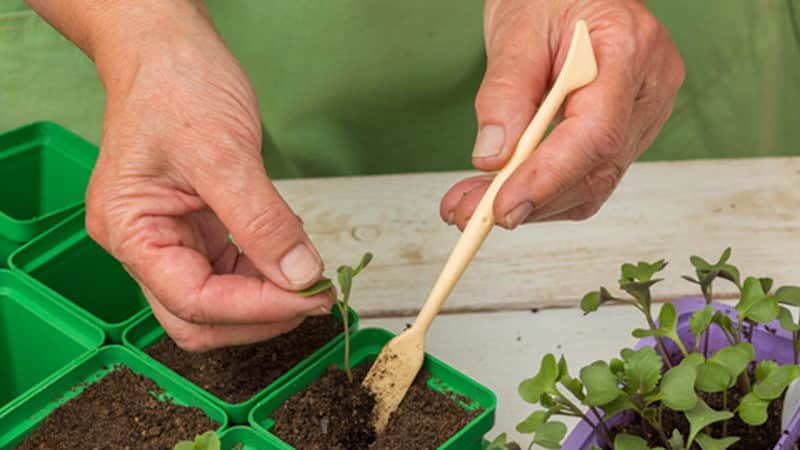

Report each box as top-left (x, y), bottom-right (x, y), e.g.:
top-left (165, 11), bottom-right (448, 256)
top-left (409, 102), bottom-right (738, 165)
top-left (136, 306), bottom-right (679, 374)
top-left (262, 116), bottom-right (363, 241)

top-left (610, 387), bottom-right (784, 450)
top-left (272, 364), bottom-right (480, 450)
top-left (15, 366), bottom-right (218, 449)
top-left (146, 316), bottom-right (341, 403)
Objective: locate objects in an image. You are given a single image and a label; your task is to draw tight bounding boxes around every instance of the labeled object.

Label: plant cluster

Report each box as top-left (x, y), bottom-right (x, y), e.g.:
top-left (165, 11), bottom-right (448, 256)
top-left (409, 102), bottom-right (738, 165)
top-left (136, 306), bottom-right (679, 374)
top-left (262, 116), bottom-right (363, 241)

top-left (490, 249), bottom-right (800, 450)
top-left (300, 252), bottom-right (373, 381)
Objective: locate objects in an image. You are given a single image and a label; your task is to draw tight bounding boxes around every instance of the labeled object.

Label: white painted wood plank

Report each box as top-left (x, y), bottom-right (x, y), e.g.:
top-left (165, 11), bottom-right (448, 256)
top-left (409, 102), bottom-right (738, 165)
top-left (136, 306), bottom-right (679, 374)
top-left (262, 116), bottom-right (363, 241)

top-left (277, 157), bottom-right (800, 316)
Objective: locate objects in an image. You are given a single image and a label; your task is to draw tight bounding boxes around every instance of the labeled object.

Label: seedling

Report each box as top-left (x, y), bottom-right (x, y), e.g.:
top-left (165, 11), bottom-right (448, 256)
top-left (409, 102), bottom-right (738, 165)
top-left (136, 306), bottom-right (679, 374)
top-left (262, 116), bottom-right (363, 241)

top-left (173, 431), bottom-right (220, 450)
top-left (300, 252), bottom-right (372, 382)
top-left (491, 249), bottom-right (800, 450)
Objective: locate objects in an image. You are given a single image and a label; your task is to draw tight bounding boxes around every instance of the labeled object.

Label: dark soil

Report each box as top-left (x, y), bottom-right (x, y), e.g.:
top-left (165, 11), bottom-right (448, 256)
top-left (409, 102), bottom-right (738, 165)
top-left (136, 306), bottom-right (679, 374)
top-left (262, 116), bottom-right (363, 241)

top-left (272, 364), bottom-right (481, 450)
top-left (146, 316), bottom-right (341, 403)
top-left (610, 387), bottom-right (784, 450)
top-left (15, 366), bottom-right (218, 449)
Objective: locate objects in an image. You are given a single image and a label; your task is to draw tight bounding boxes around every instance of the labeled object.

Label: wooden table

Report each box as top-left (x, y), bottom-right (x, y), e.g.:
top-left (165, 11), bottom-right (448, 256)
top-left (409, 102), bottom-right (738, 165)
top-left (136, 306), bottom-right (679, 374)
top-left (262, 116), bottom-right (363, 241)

top-left (276, 157), bottom-right (800, 445)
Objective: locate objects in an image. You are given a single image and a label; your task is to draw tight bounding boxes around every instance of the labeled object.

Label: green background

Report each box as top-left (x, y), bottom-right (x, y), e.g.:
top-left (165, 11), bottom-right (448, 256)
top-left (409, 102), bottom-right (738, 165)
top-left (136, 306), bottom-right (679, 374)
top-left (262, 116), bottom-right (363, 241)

top-left (1, 0), bottom-right (799, 178)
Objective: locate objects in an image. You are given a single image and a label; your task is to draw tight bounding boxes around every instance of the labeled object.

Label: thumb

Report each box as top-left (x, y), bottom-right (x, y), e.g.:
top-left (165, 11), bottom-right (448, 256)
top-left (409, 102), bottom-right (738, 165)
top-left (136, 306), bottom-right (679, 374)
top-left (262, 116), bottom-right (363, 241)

top-left (197, 163), bottom-right (323, 291)
top-left (473, 5), bottom-right (552, 171)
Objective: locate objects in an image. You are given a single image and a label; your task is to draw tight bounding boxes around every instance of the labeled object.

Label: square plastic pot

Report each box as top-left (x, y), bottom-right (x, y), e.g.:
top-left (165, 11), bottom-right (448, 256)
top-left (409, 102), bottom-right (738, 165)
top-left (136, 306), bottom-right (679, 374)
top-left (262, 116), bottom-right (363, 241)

top-left (0, 345), bottom-right (228, 449)
top-left (0, 122), bottom-right (96, 244)
top-left (9, 210), bottom-right (149, 342)
top-left (0, 269), bottom-right (104, 415)
top-left (220, 426), bottom-right (283, 449)
top-left (249, 327), bottom-right (497, 450)
top-left (122, 307), bottom-right (359, 424)
top-left (561, 297), bottom-right (800, 450)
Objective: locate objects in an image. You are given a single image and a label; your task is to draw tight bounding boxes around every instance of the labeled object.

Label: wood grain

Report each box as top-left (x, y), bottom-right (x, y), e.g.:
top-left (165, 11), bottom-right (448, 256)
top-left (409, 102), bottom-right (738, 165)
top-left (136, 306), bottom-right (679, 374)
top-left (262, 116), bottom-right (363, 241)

top-left (276, 157), bottom-right (800, 317)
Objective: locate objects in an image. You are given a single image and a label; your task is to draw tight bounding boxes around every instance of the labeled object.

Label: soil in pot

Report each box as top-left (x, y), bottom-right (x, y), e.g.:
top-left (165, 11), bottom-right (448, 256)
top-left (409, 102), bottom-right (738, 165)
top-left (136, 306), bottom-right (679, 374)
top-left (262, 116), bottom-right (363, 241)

top-left (610, 387), bottom-right (784, 450)
top-left (271, 364), bottom-right (481, 450)
top-left (15, 366), bottom-right (218, 449)
top-left (146, 316), bottom-right (341, 403)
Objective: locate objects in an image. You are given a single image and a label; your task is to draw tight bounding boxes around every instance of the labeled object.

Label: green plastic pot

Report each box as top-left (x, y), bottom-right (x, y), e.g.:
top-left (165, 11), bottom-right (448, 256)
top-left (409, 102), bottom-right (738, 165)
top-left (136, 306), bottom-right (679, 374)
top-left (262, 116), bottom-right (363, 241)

top-left (123, 307), bottom-right (359, 424)
top-left (0, 346), bottom-right (228, 450)
top-left (0, 122), bottom-right (96, 244)
top-left (0, 237), bottom-right (15, 269)
top-left (9, 210), bottom-right (149, 342)
top-left (0, 269), bottom-right (104, 416)
top-left (249, 328), bottom-right (497, 450)
top-left (219, 426), bottom-right (283, 449)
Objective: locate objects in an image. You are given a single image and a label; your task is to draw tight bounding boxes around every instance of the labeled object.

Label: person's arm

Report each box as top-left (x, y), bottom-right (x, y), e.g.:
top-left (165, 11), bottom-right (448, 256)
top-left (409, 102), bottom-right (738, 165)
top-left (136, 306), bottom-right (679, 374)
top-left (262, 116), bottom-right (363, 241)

top-left (442, 0), bottom-right (684, 228)
top-left (26, 0), bottom-right (333, 351)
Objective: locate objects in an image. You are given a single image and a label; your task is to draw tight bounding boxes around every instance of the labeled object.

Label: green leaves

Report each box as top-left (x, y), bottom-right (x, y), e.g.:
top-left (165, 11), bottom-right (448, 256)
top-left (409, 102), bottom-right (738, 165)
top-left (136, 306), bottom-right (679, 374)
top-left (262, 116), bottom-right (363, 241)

top-left (695, 433), bottom-right (739, 450)
top-left (686, 248), bottom-right (741, 290)
top-left (620, 260), bottom-right (668, 284)
top-left (738, 363), bottom-right (800, 425)
top-left (684, 399), bottom-right (733, 447)
top-left (620, 347), bottom-right (662, 396)
top-left (515, 410), bottom-right (550, 433)
top-left (173, 431), bottom-right (221, 450)
top-left (529, 421), bottom-right (567, 449)
top-left (735, 277), bottom-right (779, 324)
top-left (519, 354), bottom-right (558, 404)
top-left (777, 285), bottom-right (800, 306)
top-left (299, 278), bottom-right (334, 297)
top-left (778, 307), bottom-right (800, 332)
top-left (336, 252), bottom-right (373, 301)
top-left (580, 291), bottom-right (601, 314)
top-left (580, 361), bottom-right (620, 406)
top-left (689, 305), bottom-right (714, 343)
top-left (653, 361), bottom-right (698, 411)
top-left (633, 303), bottom-right (688, 356)
top-left (613, 433), bottom-right (665, 450)
top-left (484, 433), bottom-right (510, 450)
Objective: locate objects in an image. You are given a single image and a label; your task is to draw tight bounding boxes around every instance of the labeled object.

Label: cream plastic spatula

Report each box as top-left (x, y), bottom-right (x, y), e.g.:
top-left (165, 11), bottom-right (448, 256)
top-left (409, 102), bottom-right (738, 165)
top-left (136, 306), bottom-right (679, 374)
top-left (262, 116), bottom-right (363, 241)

top-left (363, 20), bottom-right (598, 432)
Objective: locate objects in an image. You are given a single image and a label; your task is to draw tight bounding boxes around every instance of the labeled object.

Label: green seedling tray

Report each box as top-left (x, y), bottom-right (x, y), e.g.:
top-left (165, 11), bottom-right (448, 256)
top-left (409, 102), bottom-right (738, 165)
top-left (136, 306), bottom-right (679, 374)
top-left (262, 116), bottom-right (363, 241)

top-left (0, 122), bottom-right (97, 244)
top-left (249, 328), bottom-right (497, 450)
top-left (123, 306), bottom-right (360, 424)
top-left (0, 236), bottom-right (16, 269)
top-left (0, 269), bottom-right (104, 416)
top-left (220, 426), bottom-right (283, 449)
top-left (0, 346), bottom-right (228, 449)
top-left (9, 210), bottom-right (149, 342)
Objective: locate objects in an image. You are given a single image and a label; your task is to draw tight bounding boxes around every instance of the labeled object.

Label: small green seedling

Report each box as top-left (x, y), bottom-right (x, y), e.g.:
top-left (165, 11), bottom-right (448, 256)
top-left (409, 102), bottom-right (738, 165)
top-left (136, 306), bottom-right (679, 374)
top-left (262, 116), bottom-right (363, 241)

top-left (173, 431), bottom-right (220, 450)
top-left (491, 249), bottom-right (800, 450)
top-left (300, 252), bottom-right (372, 382)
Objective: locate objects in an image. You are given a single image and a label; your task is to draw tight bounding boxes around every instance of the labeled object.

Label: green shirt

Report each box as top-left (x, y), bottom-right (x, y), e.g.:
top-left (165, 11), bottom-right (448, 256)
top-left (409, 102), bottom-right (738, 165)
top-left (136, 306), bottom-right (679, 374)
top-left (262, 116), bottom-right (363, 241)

top-left (1, 0), bottom-right (799, 179)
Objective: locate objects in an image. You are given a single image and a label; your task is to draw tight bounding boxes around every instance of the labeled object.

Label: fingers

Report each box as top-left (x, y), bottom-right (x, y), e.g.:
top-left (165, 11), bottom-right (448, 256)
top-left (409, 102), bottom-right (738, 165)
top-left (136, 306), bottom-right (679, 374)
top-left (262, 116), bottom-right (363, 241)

top-left (472, 2), bottom-right (552, 171)
top-left (439, 175), bottom-right (493, 225)
top-left (492, 42), bottom-right (638, 228)
top-left (193, 158), bottom-right (324, 291)
top-left (144, 286), bottom-right (308, 352)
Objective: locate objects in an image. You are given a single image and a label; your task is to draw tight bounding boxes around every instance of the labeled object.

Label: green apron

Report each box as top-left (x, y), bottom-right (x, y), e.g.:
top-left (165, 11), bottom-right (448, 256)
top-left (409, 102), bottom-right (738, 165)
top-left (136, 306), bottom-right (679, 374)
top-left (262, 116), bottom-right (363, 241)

top-left (1, 1), bottom-right (799, 179)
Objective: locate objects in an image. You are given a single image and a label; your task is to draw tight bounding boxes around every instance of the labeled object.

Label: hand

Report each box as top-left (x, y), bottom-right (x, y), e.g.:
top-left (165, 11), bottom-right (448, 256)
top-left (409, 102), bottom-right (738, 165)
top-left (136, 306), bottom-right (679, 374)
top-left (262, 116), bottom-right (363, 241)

top-left (441, 0), bottom-right (684, 229)
top-left (77, 2), bottom-right (332, 351)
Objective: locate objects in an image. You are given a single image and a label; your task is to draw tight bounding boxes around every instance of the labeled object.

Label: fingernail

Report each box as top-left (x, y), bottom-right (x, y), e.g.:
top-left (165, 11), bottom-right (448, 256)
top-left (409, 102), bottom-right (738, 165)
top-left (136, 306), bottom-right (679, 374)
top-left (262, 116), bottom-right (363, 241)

top-left (472, 125), bottom-right (505, 159)
top-left (308, 306), bottom-right (332, 316)
top-left (505, 202), bottom-right (534, 229)
top-left (280, 243), bottom-right (322, 286)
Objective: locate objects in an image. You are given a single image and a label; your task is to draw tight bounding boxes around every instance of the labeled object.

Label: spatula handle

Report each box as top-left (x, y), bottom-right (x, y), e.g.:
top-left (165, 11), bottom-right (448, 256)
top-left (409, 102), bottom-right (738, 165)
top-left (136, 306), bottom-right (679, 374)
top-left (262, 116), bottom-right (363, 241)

top-left (413, 21), bottom-right (597, 333)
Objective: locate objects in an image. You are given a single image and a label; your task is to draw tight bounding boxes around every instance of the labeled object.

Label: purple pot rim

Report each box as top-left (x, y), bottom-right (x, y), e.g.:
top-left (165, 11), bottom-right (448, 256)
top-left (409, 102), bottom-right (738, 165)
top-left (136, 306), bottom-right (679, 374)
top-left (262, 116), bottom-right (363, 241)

top-left (560, 296), bottom-right (799, 450)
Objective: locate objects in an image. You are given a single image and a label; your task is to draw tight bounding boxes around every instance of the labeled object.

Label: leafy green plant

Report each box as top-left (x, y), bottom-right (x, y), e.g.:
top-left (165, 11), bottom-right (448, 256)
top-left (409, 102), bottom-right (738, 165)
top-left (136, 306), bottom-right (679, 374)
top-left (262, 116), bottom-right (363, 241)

top-left (300, 252), bottom-right (372, 382)
top-left (491, 249), bottom-right (800, 450)
top-left (776, 285), bottom-right (800, 364)
top-left (173, 431), bottom-right (220, 450)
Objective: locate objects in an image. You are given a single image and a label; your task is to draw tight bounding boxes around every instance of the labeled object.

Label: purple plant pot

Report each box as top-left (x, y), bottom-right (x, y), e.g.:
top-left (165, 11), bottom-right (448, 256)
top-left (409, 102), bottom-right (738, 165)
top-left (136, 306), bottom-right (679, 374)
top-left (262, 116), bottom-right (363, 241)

top-left (561, 297), bottom-right (800, 450)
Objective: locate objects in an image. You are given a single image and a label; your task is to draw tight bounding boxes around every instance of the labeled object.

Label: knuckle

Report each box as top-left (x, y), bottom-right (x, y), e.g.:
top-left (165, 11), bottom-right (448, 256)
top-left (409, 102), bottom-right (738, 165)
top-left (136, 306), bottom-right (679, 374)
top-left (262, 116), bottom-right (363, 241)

top-left (242, 205), bottom-right (299, 244)
top-left (584, 163), bottom-right (624, 204)
top-left (589, 121), bottom-right (626, 162)
top-left (636, 11), bottom-right (662, 46)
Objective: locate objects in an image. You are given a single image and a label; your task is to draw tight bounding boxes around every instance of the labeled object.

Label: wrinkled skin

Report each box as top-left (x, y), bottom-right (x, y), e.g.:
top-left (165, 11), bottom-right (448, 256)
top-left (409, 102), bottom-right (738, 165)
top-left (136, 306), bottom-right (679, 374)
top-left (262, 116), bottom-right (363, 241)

top-left (441, 0), bottom-right (685, 229)
top-left (81, 2), bottom-right (334, 351)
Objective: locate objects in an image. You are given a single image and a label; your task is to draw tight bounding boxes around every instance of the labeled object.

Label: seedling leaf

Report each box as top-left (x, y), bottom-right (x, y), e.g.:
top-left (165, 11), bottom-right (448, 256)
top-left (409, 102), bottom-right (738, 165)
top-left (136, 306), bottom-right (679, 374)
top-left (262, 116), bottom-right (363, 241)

top-left (519, 354), bottom-right (558, 403)
top-left (621, 346), bottom-right (662, 395)
top-left (299, 278), bottom-right (334, 297)
top-left (654, 362), bottom-right (698, 411)
top-left (689, 305), bottom-right (714, 341)
top-left (172, 431), bottom-right (221, 450)
top-left (614, 433), bottom-right (664, 450)
top-left (708, 343), bottom-right (755, 382)
top-left (695, 433), bottom-right (739, 450)
top-left (752, 364), bottom-right (800, 400)
top-left (737, 392), bottom-right (770, 425)
top-left (515, 410), bottom-right (550, 433)
top-left (685, 399), bottom-right (733, 447)
top-left (695, 361), bottom-right (732, 393)
top-left (580, 361), bottom-right (620, 406)
top-left (581, 291), bottom-right (601, 314)
top-left (755, 360), bottom-right (778, 383)
top-left (777, 285), bottom-right (800, 307)
top-left (778, 307), bottom-right (800, 332)
top-left (531, 421), bottom-right (567, 449)
top-left (485, 432), bottom-right (508, 450)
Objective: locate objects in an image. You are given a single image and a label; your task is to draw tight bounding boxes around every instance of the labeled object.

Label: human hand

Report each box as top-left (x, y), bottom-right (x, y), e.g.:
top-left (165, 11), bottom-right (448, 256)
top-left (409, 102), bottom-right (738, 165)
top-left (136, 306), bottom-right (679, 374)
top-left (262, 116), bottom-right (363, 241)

top-left (79, 2), bottom-right (332, 351)
top-left (441, 0), bottom-right (684, 229)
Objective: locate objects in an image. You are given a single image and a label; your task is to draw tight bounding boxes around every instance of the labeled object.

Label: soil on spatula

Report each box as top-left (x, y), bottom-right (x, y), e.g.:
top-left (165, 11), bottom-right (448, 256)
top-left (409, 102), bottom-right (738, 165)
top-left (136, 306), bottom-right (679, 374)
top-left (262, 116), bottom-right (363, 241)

top-left (15, 366), bottom-right (218, 449)
top-left (610, 387), bottom-right (784, 450)
top-left (146, 316), bottom-right (341, 403)
top-left (272, 364), bottom-right (481, 450)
